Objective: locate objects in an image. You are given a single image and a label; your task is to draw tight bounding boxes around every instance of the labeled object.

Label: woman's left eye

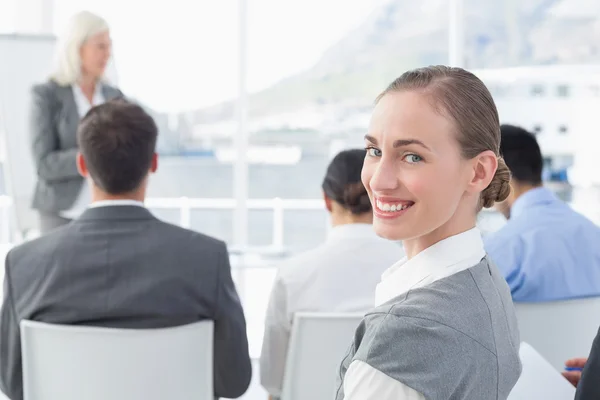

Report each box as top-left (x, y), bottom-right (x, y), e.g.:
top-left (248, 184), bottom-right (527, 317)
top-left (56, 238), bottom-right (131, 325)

top-left (405, 154), bottom-right (423, 163)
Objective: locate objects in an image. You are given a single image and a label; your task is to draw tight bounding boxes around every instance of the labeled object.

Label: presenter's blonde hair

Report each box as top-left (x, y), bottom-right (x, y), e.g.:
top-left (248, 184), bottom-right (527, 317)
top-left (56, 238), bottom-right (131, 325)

top-left (50, 11), bottom-right (109, 86)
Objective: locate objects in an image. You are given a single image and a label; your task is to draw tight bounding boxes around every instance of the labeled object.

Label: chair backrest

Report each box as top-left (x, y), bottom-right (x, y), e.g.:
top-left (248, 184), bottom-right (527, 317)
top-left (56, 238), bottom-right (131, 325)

top-left (280, 312), bottom-right (363, 400)
top-left (508, 342), bottom-right (575, 400)
top-left (20, 320), bottom-right (213, 400)
top-left (515, 296), bottom-right (600, 370)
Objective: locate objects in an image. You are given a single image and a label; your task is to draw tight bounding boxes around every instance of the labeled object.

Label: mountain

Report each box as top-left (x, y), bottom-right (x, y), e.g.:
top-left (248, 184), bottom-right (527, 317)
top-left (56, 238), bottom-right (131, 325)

top-left (190, 0), bottom-right (600, 131)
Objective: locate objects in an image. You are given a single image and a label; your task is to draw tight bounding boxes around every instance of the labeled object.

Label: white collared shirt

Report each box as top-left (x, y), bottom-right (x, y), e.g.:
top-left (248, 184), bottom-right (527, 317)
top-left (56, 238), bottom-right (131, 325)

top-left (89, 199), bottom-right (145, 208)
top-left (343, 227), bottom-right (486, 400)
top-left (260, 223), bottom-right (403, 398)
top-left (60, 83), bottom-right (105, 219)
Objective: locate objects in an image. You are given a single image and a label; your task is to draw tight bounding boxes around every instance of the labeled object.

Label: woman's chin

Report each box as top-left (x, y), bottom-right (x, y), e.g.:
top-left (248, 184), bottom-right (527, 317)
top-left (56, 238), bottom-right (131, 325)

top-left (373, 223), bottom-right (409, 242)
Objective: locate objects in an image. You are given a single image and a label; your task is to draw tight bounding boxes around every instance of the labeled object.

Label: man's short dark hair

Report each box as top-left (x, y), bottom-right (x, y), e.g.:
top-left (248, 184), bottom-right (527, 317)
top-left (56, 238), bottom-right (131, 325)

top-left (499, 124), bottom-right (543, 185)
top-left (77, 99), bottom-right (158, 194)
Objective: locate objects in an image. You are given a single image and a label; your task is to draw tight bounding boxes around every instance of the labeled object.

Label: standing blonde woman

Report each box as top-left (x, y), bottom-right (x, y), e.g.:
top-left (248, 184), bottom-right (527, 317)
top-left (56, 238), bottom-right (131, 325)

top-left (30, 11), bottom-right (123, 233)
top-left (335, 66), bottom-right (522, 399)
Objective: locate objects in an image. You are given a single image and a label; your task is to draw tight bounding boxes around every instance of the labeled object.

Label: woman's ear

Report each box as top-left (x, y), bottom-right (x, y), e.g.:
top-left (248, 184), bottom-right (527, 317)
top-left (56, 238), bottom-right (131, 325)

top-left (323, 192), bottom-right (333, 213)
top-left (467, 150), bottom-right (498, 195)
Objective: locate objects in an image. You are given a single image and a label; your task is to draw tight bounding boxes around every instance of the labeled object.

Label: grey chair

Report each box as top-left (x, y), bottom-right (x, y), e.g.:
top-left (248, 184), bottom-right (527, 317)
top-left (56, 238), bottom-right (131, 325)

top-left (281, 312), bottom-right (363, 400)
top-left (515, 296), bottom-right (600, 370)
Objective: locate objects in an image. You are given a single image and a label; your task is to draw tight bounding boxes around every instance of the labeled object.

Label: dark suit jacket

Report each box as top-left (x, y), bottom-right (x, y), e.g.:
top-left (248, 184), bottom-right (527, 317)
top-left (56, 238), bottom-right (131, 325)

top-left (29, 80), bottom-right (123, 212)
top-left (0, 205), bottom-right (252, 400)
top-left (577, 326), bottom-right (600, 399)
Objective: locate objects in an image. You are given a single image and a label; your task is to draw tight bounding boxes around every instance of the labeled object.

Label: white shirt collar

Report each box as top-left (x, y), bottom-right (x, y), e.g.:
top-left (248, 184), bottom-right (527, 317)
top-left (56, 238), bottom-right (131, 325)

top-left (375, 227), bottom-right (485, 306)
top-left (89, 200), bottom-right (145, 209)
top-left (72, 83), bottom-right (105, 117)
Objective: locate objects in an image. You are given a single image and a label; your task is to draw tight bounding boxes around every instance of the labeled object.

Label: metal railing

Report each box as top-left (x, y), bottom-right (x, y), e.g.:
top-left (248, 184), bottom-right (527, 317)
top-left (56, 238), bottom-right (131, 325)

top-left (0, 194), bottom-right (509, 252)
top-left (0, 195), bottom-right (330, 250)
top-left (145, 197), bottom-right (327, 252)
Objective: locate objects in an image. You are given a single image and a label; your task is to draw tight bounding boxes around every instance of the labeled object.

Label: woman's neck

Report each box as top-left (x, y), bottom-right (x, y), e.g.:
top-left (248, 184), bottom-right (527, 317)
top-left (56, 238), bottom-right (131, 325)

top-left (77, 73), bottom-right (98, 90)
top-left (79, 73), bottom-right (97, 88)
top-left (78, 74), bottom-right (98, 102)
top-left (403, 212), bottom-right (476, 259)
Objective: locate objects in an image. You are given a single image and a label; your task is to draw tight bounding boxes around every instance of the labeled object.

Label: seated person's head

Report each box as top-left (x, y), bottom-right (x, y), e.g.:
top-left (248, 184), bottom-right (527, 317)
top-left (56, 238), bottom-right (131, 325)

top-left (322, 149), bottom-right (372, 226)
top-left (76, 99), bottom-right (158, 200)
top-left (497, 124), bottom-right (543, 218)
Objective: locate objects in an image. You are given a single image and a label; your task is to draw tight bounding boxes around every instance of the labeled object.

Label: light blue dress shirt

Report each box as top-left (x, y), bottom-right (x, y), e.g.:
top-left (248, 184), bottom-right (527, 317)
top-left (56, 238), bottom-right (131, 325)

top-left (485, 187), bottom-right (600, 302)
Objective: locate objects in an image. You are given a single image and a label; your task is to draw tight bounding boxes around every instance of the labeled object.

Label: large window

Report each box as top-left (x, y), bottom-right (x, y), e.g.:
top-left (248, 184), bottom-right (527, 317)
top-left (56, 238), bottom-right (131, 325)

top-left (242, 0), bottom-right (449, 357)
top-left (245, 0), bottom-right (419, 252)
top-left (48, 0), bottom-right (393, 358)
top-left (53, 0), bottom-right (240, 242)
top-left (2, 0), bottom-right (454, 359)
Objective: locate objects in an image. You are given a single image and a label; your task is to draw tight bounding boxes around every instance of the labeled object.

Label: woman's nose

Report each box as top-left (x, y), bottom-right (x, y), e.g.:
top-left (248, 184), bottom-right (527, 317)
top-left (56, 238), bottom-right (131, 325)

top-left (369, 160), bottom-right (399, 192)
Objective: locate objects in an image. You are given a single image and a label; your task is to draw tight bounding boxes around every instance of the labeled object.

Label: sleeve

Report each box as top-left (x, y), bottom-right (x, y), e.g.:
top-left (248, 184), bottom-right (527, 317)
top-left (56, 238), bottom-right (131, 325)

top-left (343, 360), bottom-right (425, 400)
top-left (0, 251), bottom-right (23, 400)
top-left (576, 326), bottom-right (600, 400)
top-left (344, 313), bottom-right (496, 400)
top-left (29, 85), bottom-right (80, 182)
top-left (259, 274), bottom-right (291, 398)
top-left (212, 245), bottom-right (252, 398)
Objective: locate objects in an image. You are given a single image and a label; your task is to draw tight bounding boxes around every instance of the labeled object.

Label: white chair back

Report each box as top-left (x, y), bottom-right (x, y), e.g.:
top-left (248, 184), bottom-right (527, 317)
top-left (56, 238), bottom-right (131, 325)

top-left (20, 320), bottom-right (213, 400)
top-left (508, 342), bottom-right (575, 400)
top-left (515, 296), bottom-right (600, 370)
top-left (280, 312), bottom-right (363, 400)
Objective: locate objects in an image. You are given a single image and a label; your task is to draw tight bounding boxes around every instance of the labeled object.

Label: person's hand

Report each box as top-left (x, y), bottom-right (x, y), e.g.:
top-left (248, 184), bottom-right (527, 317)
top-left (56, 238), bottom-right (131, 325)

top-left (562, 358), bottom-right (587, 387)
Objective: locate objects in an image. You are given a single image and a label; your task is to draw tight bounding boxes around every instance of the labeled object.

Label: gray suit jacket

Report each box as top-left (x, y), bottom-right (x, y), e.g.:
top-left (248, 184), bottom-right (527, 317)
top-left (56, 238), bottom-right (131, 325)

top-left (29, 80), bottom-right (123, 213)
top-left (335, 258), bottom-right (521, 400)
top-left (0, 206), bottom-right (252, 400)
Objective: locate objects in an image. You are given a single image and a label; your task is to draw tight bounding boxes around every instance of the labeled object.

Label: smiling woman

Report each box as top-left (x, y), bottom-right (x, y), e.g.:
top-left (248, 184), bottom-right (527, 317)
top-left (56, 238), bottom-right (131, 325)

top-left (335, 66), bottom-right (522, 400)
top-left (362, 66), bottom-right (511, 256)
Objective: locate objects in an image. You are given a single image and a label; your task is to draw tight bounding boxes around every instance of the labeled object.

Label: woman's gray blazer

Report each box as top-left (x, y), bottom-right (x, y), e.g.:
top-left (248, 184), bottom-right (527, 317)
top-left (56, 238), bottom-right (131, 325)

top-left (29, 80), bottom-right (123, 213)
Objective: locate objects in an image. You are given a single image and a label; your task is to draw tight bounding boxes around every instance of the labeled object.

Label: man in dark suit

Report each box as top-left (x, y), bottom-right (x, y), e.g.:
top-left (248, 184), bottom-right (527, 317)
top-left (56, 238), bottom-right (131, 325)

top-left (563, 327), bottom-right (600, 399)
top-left (0, 99), bottom-right (252, 400)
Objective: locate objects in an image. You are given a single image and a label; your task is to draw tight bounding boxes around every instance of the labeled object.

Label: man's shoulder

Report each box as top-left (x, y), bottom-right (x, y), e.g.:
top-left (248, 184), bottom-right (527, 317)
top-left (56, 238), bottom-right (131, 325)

top-left (155, 220), bottom-right (224, 244)
top-left (144, 219), bottom-right (227, 255)
top-left (8, 225), bottom-right (69, 263)
top-left (8, 220), bottom-right (226, 268)
top-left (484, 221), bottom-right (523, 254)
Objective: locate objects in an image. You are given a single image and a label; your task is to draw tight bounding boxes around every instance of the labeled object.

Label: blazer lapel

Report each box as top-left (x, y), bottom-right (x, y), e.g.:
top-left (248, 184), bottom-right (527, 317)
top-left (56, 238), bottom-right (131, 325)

top-left (58, 84), bottom-right (81, 128)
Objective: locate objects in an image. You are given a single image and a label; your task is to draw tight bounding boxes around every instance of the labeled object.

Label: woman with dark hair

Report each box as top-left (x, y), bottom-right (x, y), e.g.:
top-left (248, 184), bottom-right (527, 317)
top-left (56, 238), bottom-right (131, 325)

top-left (259, 149), bottom-right (403, 400)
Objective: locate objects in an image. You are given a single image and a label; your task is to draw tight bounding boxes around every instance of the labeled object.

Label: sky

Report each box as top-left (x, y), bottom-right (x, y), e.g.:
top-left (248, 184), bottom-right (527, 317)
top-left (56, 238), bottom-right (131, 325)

top-left (47, 0), bottom-right (385, 113)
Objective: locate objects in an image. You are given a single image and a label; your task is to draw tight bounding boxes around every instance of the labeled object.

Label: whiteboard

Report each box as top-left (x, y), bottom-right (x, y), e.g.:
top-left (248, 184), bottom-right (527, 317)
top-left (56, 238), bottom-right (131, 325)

top-left (0, 34), bottom-right (56, 239)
